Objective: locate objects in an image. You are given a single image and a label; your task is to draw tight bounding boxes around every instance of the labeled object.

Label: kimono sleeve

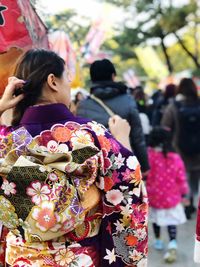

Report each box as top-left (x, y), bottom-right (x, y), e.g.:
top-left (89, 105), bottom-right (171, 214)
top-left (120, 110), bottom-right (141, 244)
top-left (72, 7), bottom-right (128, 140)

top-left (87, 121), bottom-right (148, 267)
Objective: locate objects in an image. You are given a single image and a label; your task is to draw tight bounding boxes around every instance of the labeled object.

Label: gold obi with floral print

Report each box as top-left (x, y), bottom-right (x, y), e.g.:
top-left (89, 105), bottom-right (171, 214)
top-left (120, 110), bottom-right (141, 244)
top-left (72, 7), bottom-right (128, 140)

top-left (0, 126), bottom-right (102, 242)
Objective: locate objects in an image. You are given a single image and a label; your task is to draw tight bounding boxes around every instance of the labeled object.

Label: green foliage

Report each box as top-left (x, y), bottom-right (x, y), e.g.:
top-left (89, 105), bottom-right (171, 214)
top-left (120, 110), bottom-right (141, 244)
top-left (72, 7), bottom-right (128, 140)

top-left (103, 0), bottom-right (133, 8)
top-left (45, 10), bottom-right (90, 46)
top-left (104, 0), bottom-right (200, 72)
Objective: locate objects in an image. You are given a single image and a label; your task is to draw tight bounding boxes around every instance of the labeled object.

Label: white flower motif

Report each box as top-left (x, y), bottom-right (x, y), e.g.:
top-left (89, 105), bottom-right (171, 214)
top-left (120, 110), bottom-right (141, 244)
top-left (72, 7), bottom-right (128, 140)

top-left (114, 153), bottom-right (125, 169)
top-left (126, 156), bottom-right (139, 170)
top-left (39, 166), bottom-right (46, 173)
top-left (136, 228), bottom-right (147, 240)
top-left (132, 187), bottom-right (141, 197)
top-left (87, 121), bottom-right (105, 136)
top-left (137, 258), bottom-right (148, 267)
top-left (57, 143), bottom-right (69, 153)
top-left (106, 189), bottom-right (124, 205)
top-left (26, 181), bottom-right (50, 205)
top-left (119, 186), bottom-right (129, 191)
top-left (104, 248), bottom-right (116, 264)
top-left (71, 130), bottom-right (94, 149)
top-left (0, 197), bottom-right (11, 207)
top-left (120, 204), bottom-right (132, 217)
top-left (129, 250), bottom-right (143, 262)
top-left (47, 140), bottom-right (58, 152)
top-left (96, 176), bottom-right (104, 190)
top-left (77, 253), bottom-right (93, 266)
top-left (1, 180), bottom-right (16, 196)
top-left (114, 220), bottom-right (125, 232)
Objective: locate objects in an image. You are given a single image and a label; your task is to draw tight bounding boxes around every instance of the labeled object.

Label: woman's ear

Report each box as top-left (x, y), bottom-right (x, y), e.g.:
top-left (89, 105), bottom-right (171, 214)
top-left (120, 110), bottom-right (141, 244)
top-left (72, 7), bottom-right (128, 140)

top-left (47, 73), bottom-right (58, 92)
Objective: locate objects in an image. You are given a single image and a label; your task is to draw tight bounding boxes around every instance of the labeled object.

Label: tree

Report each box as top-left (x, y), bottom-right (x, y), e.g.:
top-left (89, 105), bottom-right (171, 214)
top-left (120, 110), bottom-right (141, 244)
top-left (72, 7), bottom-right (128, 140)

top-left (45, 10), bottom-right (90, 47)
top-left (105, 0), bottom-right (200, 72)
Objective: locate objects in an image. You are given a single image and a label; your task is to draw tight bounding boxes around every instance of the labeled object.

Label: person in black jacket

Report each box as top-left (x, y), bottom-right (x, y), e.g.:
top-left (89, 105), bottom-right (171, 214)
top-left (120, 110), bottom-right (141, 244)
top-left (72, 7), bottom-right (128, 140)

top-left (77, 59), bottom-right (149, 174)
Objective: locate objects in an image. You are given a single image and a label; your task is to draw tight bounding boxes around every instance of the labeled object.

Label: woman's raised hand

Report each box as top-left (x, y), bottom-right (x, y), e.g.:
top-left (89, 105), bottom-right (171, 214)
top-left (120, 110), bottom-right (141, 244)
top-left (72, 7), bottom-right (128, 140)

top-left (0, 77), bottom-right (25, 115)
top-left (108, 115), bottom-right (132, 150)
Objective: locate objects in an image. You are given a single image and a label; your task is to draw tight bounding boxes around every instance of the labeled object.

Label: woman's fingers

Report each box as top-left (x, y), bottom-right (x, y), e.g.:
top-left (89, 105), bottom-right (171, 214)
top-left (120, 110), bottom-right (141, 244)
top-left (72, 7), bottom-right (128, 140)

top-left (0, 77), bottom-right (25, 113)
top-left (5, 77), bottom-right (25, 95)
top-left (11, 94), bottom-right (25, 105)
top-left (109, 115), bottom-right (121, 125)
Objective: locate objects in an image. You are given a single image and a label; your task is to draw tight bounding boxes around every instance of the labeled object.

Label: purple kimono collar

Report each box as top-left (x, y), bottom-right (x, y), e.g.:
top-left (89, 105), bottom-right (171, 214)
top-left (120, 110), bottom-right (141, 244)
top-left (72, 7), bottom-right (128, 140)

top-left (20, 103), bottom-right (75, 125)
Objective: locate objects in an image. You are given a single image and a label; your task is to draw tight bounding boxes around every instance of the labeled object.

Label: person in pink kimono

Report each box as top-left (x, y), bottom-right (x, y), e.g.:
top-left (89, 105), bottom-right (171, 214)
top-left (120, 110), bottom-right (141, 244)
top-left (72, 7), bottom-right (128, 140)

top-left (146, 126), bottom-right (189, 263)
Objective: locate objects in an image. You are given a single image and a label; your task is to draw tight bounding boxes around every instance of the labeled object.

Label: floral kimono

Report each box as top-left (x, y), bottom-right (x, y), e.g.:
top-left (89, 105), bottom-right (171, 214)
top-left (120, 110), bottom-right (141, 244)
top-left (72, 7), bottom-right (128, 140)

top-left (0, 104), bottom-right (148, 267)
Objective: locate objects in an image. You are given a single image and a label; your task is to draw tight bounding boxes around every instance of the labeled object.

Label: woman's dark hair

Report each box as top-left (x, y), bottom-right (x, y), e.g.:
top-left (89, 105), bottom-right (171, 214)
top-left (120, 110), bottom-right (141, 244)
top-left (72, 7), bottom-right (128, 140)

top-left (90, 59), bottom-right (116, 82)
top-left (12, 49), bottom-right (65, 126)
top-left (164, 83), bottom-right (176, 99)
top-left (148, 126), bottom-right (173, 157)
top-left (176, 78), bottom-right (198, 101)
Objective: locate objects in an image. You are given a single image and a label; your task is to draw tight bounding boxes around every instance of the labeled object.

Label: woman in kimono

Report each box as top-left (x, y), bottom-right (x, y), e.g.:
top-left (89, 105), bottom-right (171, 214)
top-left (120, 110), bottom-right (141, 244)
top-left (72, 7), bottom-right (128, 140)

top-left (0, 49), bottom-right (148, 267)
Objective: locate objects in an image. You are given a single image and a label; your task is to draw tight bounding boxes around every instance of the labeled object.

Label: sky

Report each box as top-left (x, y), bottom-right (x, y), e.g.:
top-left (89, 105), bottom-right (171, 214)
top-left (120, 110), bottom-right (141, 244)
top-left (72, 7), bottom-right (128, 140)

top-left (36, 0), bottom-right (191, 46)
top-left (37, 0), bottom-right (190, 18)
top-left (36, 0), bottom-right (124, 23)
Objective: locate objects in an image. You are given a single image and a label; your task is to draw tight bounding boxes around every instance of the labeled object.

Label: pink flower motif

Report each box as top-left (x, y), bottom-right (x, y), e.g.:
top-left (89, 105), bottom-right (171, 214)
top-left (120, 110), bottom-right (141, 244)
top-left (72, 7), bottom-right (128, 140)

top-left (38, 130), bottom-right (55, 146)
top-left (136, 237), bottom-right (148, 253)
top-left (131, 204), bottom-right (147, 224)
top-left (0, 143), bottom-right (6, 151)
top-left (111, 170), bottom-right (120, 184)
top-left (121, 169), bottom-right (132, 181)
top-left (12, 258), bottom-right (32, 267)
top-left (1, 180), bottom-right (16, 196)
top-left (61, 217), bottom-right (75, 233)
top-left (0, 125), bottom-right (11, 137)
top-left (31, 201), bottom-right (60, 232)
top-left (26, 181), bottom-right (50, 205)
top-left (110, 138), bottom-right (120, 154)
top-left (101, 148), bottom-right (112, 174)
top-left (65, 121), bottom-right (80, 131)
top-left (48, 172), bottom-right (59, 182)
top-left (106, 189), bottom-right (124, 205)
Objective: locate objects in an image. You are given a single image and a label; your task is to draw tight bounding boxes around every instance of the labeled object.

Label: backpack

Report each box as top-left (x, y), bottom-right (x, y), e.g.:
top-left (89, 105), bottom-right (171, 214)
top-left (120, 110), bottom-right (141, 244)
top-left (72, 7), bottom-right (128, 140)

top-left (175, 101), bottom-right (200, 155)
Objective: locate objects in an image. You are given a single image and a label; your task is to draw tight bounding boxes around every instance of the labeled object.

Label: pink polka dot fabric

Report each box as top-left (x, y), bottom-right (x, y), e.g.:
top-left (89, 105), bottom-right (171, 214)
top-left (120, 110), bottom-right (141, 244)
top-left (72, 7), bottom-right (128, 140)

top-left (147, 148), bottom-right (189, 209)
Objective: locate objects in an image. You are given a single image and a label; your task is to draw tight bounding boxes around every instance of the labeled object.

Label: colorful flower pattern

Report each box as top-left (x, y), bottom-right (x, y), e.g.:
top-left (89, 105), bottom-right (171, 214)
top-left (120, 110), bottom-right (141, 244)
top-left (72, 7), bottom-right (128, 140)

top-left (1, 180), bottom-right (16, 196)
top-left (0, 120), bottom-right (148, 266)
top-left (26, 181), bottom-right (50, 205)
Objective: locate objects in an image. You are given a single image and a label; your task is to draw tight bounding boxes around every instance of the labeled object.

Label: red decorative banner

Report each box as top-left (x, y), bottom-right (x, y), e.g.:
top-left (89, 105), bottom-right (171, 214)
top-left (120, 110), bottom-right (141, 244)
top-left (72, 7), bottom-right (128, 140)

top-left (0, 0), bottom-right (48, 52)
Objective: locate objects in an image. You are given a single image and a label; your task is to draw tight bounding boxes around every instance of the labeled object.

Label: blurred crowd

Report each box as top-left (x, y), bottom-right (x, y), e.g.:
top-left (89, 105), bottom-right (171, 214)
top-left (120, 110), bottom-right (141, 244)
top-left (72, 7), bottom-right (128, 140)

top-left (72, 58), bottom-right (200, 263)
top-left (0, 51), bottom-right (199, 266)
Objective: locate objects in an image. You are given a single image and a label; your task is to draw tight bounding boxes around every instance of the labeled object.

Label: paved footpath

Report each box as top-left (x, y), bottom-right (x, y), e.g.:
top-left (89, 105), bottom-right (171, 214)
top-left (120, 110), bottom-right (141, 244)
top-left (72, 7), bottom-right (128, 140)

top-left (148, 213), bottom-right (199, 267)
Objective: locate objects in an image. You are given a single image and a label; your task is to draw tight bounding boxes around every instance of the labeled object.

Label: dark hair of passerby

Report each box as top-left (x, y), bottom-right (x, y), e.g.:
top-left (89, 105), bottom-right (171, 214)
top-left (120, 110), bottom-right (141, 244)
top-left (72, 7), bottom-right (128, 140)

top-left (133, 87), bottom-right (147, 113)
top-left (148, 126), bottom-right (174, 157)
top-left (134, 87), bottom-right (145, 103)
top-left (74, 91), bottom-right (84, 105)
top-left (12, 49), bottom-right (65, 126)
top-left (90, 59), bottom-right (116, 82)
top-left (176, 78), bottom-right (198, 101)
top-left (164, 83), bottom-right (176, 99)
